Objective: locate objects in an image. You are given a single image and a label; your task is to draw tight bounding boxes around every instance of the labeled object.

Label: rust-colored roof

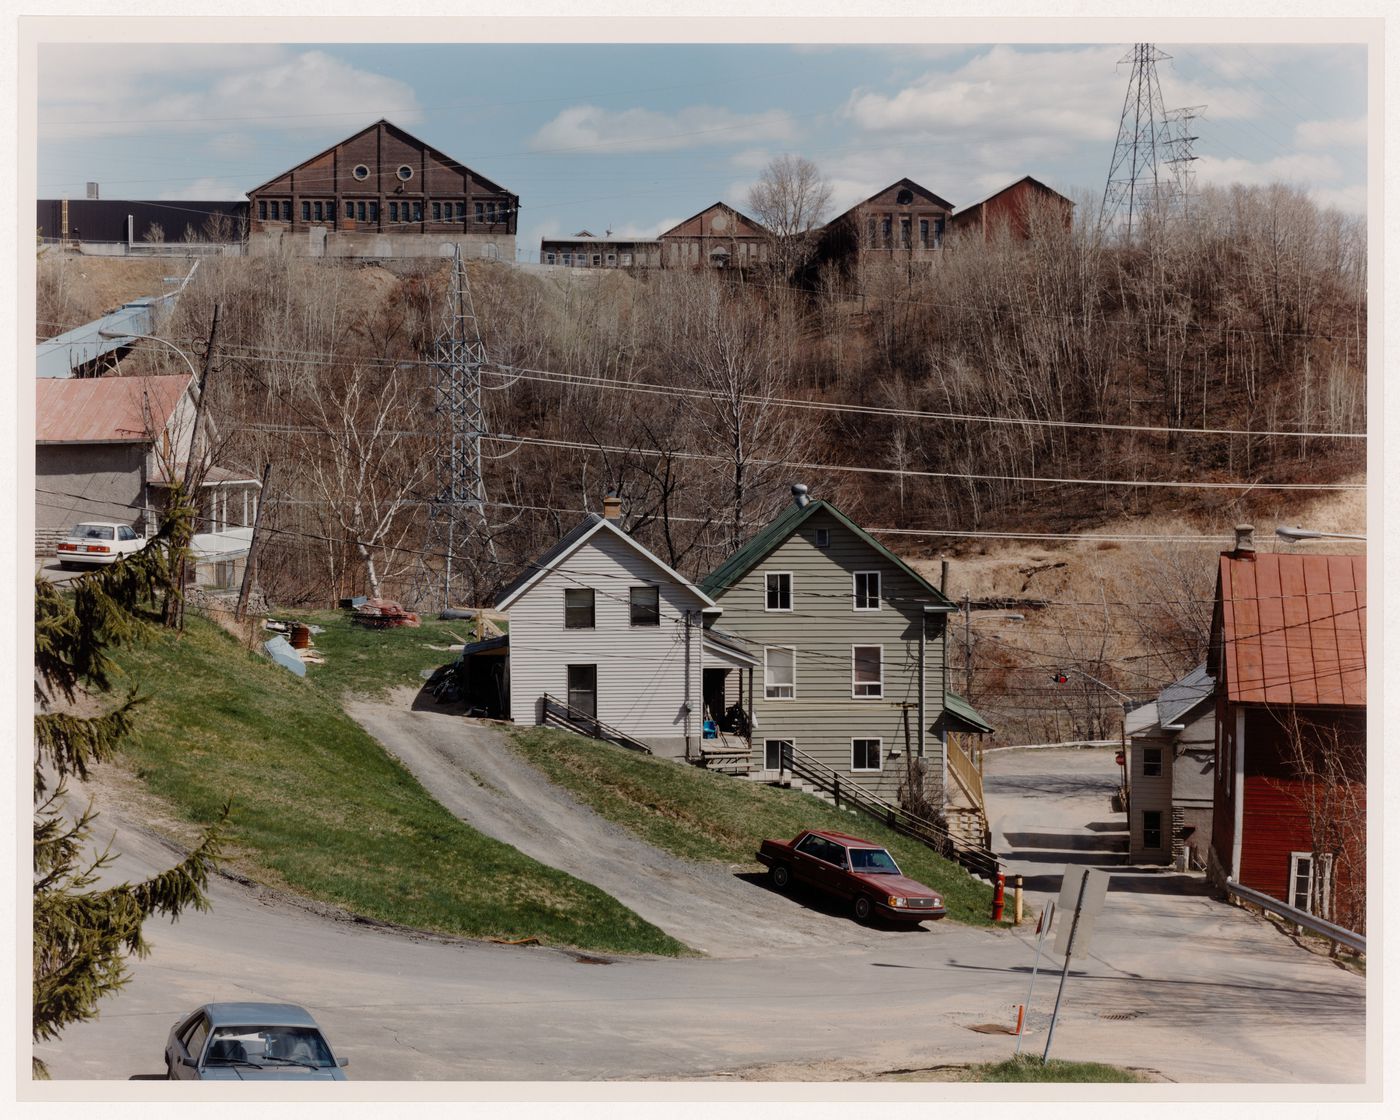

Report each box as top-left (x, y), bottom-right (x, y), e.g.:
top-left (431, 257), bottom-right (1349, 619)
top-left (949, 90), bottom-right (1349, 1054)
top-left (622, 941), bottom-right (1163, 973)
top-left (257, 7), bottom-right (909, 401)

top-left (1219, 552), bottom-right (1366, 707)
top-left (36, 375), bottom-right (191, 445)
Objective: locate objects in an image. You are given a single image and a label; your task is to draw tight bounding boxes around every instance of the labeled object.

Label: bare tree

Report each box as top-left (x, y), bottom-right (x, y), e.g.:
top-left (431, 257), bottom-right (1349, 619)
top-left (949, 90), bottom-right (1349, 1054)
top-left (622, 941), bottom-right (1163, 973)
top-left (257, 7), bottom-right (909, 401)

top-left (747, 154), bottom-right (833, 277)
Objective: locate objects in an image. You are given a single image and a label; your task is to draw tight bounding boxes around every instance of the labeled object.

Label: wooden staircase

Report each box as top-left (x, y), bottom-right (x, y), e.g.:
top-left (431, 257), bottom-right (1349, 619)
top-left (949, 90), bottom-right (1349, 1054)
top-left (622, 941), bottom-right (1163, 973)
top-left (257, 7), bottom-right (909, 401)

top-left (945, 735), bottom-right (991, 851)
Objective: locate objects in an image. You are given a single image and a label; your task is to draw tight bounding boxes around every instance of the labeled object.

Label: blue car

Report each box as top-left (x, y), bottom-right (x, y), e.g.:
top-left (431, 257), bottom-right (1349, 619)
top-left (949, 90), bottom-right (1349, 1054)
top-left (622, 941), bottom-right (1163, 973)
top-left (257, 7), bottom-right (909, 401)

top-left (164, 1002), bottom-right (349, 1080)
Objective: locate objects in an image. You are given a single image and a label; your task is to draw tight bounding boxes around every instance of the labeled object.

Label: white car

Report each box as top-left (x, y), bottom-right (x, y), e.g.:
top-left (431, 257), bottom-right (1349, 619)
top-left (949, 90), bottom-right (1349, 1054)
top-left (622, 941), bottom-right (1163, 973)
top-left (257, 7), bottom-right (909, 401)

top-left (55, 522), bottom-right (145, 569)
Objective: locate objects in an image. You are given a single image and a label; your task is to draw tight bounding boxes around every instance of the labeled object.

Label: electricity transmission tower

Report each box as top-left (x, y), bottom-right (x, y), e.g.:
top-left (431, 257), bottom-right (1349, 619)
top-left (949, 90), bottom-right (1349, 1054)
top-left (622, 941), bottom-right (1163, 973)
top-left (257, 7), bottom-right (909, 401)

top-left (1100, 44), bottom-right (1202, 237)
top-left (428, 246), bottom-right (495, 609)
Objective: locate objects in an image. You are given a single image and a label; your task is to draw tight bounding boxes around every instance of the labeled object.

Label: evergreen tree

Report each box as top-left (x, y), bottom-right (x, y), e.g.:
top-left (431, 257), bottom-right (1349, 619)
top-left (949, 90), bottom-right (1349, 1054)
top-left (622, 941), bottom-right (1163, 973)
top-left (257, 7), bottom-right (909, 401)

top-left (33, 490), bottom-right (226, 1078)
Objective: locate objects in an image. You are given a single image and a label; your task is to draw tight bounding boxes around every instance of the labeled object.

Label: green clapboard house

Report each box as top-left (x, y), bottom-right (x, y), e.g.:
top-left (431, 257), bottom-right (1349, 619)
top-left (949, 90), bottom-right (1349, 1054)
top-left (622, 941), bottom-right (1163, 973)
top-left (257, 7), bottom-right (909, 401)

top-left (699, 484), bottom-right (993, 838)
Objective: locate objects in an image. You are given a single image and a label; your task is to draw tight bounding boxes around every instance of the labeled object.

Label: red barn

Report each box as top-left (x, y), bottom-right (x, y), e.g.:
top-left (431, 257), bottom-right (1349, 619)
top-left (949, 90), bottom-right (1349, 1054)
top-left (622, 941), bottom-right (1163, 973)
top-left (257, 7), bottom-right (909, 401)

top-left (1206, 527), bottom-right (1366, 933)
top-left (950, 175), bottom-right (1073, 240)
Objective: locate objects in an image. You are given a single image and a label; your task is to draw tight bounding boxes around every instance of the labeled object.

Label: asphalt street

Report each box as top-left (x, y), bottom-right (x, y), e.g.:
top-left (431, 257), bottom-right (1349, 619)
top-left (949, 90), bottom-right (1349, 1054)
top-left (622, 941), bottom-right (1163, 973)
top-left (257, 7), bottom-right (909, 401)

top-left (28, 738), bottom-right (1366, 1086)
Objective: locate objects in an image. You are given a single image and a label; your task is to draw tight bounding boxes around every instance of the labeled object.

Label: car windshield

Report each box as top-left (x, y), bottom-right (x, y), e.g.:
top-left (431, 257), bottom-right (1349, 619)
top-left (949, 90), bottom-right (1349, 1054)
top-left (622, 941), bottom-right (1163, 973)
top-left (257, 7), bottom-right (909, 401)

top-left (72, 524), bottom-right (114, 540)
top-left (849, 847), bottom-right (900, 874)
top-left (204, 1026), bottom-right (334, 1069)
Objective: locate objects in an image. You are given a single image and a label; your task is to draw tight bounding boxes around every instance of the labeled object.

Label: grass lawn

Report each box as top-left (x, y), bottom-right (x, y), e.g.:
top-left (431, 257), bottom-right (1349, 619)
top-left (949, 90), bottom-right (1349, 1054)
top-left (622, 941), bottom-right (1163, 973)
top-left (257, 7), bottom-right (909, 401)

top-left (107, 615), bottom-right (684, 956)
top-left (880, 1056), bottom-right (1144, 1082)
top-left (282, 609), bottom-right (477, 700)
top-left (509, 726), bottom-right (996, 926)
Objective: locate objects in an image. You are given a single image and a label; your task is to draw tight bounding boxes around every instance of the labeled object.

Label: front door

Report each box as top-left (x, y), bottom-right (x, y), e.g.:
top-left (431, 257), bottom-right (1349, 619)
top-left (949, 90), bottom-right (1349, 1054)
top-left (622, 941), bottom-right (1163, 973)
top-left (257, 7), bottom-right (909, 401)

top-left (566, 665), bottom-right (597, 724)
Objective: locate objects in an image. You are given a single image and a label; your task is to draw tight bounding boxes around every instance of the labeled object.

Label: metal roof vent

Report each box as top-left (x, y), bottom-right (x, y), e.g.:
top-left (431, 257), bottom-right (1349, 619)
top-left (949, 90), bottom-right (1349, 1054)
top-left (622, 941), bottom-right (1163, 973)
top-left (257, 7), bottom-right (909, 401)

top-left (791, 483), bottom-right (810, 508)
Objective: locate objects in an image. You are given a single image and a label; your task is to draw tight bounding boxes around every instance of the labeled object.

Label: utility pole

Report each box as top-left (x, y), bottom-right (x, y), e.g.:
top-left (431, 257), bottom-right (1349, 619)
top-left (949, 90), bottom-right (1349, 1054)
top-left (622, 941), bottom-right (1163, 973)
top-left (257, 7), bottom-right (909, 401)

top-left (235, 463), bottom-right (273, 623)
top-left (1100, 44), bottom-right (1203, 238)
top-left (168, 303), bottom-right (221, 629)
top-left (429, 248), bottom-right (495, 610)
top-left (963, 592), bottom-right (971, 696)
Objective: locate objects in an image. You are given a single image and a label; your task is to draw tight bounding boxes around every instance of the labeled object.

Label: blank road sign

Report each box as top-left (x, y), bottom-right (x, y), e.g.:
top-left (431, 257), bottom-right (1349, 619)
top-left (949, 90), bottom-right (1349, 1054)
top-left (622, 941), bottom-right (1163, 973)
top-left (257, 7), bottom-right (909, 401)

top-left (1053, 867), bottom-right (1110, 956)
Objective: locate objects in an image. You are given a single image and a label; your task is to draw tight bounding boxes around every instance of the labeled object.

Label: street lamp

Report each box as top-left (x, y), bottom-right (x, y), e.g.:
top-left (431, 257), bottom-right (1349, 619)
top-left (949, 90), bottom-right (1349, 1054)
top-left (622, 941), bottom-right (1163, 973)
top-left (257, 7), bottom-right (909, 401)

top-left (96, 329), bottom-right (199, 380)
top-left (1275, 526), bottom-right (1366, 543)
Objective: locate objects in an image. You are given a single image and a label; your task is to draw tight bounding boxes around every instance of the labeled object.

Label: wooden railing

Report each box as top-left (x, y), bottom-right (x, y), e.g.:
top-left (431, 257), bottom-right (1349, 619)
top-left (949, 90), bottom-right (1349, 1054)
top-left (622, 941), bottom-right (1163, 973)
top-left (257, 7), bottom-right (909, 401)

top-left (946, 735), bottom-right (984, 812)
top-left (540, 694), bottom-right (653, 755)
top-left (779, 742), bottom-right (1002, 882)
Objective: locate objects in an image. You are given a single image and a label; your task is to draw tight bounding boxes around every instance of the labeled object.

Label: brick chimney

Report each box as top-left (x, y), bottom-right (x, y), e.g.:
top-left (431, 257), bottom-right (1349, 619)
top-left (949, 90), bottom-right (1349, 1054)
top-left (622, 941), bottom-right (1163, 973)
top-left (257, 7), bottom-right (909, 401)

top-left (603, 488), bottom-right (623, 523)
top-left (1232, 524), bottom-right (1255, 557)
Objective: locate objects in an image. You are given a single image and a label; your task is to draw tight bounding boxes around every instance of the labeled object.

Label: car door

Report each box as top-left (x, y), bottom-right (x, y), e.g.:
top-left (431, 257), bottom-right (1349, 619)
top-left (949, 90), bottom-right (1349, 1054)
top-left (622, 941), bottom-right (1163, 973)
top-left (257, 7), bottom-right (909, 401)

top-left (790, 833), bottom-right (830, 889)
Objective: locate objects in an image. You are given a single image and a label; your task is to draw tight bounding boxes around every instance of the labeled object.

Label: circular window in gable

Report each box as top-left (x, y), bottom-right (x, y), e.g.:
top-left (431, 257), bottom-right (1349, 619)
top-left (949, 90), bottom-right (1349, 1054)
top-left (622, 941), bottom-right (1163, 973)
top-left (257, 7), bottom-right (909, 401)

top-left (896, 188), bottom-right (914, 205)
top-left (352, 164), bottom-right (370, 181)
top-left (396, 164), bottom-right (415, 182)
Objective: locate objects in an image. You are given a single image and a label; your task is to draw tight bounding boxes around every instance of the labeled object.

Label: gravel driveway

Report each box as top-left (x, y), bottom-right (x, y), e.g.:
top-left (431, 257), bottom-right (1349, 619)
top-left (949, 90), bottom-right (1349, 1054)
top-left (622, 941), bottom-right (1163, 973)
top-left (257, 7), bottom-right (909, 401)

top-left (345, 691), bottom-right (943, 958)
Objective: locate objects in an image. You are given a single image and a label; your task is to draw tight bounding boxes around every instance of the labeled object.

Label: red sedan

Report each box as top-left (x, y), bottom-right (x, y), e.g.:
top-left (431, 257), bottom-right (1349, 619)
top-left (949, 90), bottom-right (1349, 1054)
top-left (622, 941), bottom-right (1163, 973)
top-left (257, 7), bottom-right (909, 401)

top-left (756, 829), bottom-right (946, 923)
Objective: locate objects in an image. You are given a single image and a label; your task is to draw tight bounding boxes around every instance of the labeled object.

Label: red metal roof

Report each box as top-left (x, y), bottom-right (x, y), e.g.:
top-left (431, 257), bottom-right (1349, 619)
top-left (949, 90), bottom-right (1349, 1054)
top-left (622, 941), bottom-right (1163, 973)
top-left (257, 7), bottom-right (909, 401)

top-left (1219, 552), bottom-right (1366, 707)
top-left (36, 375), bottom-right (191, 444)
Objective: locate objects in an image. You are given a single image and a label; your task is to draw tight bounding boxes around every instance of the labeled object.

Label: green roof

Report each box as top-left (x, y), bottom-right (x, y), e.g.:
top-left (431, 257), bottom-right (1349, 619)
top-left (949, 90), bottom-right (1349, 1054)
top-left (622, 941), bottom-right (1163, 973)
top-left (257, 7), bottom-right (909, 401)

top-left (699, 498), bottom-right (954, 607)
top-left (943, 690), bottom-right (995, 734)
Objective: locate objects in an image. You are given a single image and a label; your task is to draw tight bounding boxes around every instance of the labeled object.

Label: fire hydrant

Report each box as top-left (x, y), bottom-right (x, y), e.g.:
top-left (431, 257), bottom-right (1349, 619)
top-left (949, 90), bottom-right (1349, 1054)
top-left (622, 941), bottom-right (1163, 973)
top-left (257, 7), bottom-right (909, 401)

top-left (992, 871), bottom-right (1006, 922)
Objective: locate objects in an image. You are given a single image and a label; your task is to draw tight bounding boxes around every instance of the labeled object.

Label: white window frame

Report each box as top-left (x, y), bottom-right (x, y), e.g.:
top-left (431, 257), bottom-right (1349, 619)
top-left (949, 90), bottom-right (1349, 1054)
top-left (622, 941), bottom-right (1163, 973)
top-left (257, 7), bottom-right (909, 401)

top-left (852, 737), bottom-right (882, 773)
top-left (1141, 808), bottom-right (1164, 849)
top-left (1142, 746), bottom-right (1162, 777)
top-left (1289, 850), bottom-right (1334, 918)
top-left (814, 528), bottom-right (830, 548)
top-left (764, 646), bottom-right (796, 700)
top-left (851, 645), bottom-right (883, 699)
top-left (853, 570), bottom-right (882, 611)
top-left (763, 738), bottom-right (791, 772)
top-left (764, 571), bottom-right (793, 612)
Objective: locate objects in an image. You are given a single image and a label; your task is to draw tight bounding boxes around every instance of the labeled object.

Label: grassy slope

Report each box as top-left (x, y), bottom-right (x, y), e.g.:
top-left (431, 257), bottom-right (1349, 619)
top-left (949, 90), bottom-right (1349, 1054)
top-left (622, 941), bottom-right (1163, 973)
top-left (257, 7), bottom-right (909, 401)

top-left (289, 609), bottom-right (476, 700)
top-left (110, 615), bottom-right (684, 956)
top-left (509, 726), bottom-right (995, 926)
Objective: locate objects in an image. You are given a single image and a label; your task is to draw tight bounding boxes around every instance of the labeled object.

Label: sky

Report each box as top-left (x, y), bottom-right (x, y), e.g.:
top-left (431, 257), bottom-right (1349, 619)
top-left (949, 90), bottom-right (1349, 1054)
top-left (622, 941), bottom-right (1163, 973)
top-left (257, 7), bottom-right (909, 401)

top-left (32, 35), bottom-right (1370, 261)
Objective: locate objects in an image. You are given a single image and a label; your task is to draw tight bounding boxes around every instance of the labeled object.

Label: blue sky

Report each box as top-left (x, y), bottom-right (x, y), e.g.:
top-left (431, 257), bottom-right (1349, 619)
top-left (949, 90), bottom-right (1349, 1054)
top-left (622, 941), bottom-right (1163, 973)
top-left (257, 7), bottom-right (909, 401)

top-left (35, 38), bottom-right (1368, 260)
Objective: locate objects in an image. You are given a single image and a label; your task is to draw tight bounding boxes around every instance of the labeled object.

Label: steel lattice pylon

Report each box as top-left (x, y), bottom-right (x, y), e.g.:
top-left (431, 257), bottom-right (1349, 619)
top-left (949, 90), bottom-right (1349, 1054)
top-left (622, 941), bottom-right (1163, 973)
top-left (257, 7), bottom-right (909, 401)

top-left (1100, 44), bottom-right (1201, 238)
top-left (428, 246), bottom-right (494, 609)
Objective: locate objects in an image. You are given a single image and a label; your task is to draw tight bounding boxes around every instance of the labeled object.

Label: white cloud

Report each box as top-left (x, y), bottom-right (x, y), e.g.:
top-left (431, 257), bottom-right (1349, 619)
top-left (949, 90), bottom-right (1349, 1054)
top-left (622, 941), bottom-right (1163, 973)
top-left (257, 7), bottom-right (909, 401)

top-left (156, 178), bottom-right (247, 202)
top-left (39, 49), bottom-right (421, 141)
top-left (529, 104), bottom-right (795, 154)
top-left (1295, 117), bottom-right (1367, 150)
top-left (1308, 184), bottom-right (1366, 216)
top-left (1194, 152), bottom-right (1344, 190)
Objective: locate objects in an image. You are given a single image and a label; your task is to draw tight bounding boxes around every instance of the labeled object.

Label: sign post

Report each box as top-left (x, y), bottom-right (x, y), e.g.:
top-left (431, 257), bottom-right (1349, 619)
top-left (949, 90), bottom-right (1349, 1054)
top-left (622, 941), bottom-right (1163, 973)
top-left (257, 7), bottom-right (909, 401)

top-left (1014, 900), bottom-right (1055, 1057)
top-left (1043, 867), bottom-right (1109, 1062)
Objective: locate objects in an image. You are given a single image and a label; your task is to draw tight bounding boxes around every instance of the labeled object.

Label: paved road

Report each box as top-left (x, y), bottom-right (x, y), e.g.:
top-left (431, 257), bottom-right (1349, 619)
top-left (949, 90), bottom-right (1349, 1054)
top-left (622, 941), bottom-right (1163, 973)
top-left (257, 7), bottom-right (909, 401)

top-left (29, 737), bottom-right (1367, 1084)
top-left (982, 745), bottom-right (1366, 1083)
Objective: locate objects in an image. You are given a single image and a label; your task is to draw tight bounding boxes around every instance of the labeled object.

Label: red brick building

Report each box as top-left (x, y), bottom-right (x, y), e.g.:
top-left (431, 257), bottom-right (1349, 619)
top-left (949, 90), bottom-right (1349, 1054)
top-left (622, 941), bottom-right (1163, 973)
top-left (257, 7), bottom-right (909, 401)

top-left (1207, 528), bottom-right (1366, 932)
top-left (820, 178), bottom-right (954, 264)
top-left (246, 119), bottom-right (518, 260)
top-left (658, 202), bottom-right (769, 269)
top-left (949, 175), bottom-right (1074, 240)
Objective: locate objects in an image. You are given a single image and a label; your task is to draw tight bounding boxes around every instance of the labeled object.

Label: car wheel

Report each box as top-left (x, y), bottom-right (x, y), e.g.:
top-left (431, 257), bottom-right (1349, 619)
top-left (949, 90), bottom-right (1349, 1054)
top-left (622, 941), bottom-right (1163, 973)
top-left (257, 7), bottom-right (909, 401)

top-left (853, 895), bottom-right (873, 922)
top-left (771, 863), bottom-right (791, 890)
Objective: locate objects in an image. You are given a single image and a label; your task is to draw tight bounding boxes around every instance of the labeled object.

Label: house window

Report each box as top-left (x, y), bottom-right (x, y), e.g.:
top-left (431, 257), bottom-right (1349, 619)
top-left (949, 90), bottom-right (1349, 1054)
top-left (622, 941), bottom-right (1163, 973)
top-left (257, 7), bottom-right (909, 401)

top-left (814, 528), bottom-right (830, 548)
top-left (765, 647), bottom-right (795, 700)
top-left (866, 217), bottom-right (876, 246)
top-left (396, 164), bottom-right (414, 182)
top-left (852, 738), bottom-right (882, 772)
top-left (566, 665), bottom-right (597, 720)
top-left (606, 253), bottom-right (617, 266)
top-left (388, 202), bottom-right (398, 222)
top-left (1289, 851), bottom-right (1333, 917)
top-left (357, 201), bottom-right (367, 221)
top-left (900, 218), bottom-right (911, 247)
top-left (281, 201), bottom-right (291, 221)
top-left (882, 217), bottom-right (892, 246)
top-left (852, 646), bottom-right (883, 698)
top-left (456, 202), bottom-right (466, 219)
top-left (620, 253), bottom-right (632, 265)
top-left (564, 588), bottom-right (595, 629)
top-left (765, 572), bottom-right (792, 612)
top-left (301, 201), bottom-right (311, 221)
top-left (368, 201), bottom-right (378, 221)
top-left (258, 201), bottom-right (267, 220)
top-left (487, 201), bottom-right (497, 222)
top-left (1142, 747), bottom-right (1162, 777)
top-left (545, 252), bottom-right (556, 265)
top-left (592, 254), bottom-right (601, 266)
top-left (352, 164), bottom-right (370, 182)
top-left (629, 586), bottom-right (661, 627)
top-left (853, 571), bottom-right (881, 611)
top-left (313, 201), bottom-right (324, 221)
top-left (934, 216), bottom-right (945, 248)
top-left (413, 202), bottom-right (423, 221)
top-left (764, 738), bottom-right (791, 771)
top-left (1142, 810), bottom-right (1163, 849)
top-left (561, 253), bottom-right (572, 266)
top-left (919, 219), bottom-right (929, 248)
top-left (476, 202), bottom-right (485, 222)
top-left (345, 201), bottom-right (354, 219)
